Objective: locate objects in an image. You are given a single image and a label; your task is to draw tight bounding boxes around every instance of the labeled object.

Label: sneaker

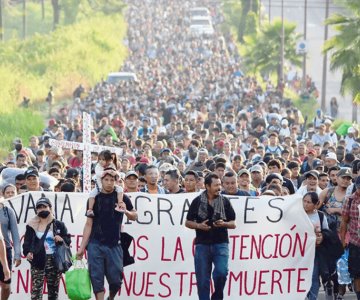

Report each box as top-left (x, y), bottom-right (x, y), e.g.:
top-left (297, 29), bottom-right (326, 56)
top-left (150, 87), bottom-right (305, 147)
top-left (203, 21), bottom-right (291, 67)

top-left (336, 296), bottom-right (344, 300)
top-left (324, 281), bottom-right (333, 297)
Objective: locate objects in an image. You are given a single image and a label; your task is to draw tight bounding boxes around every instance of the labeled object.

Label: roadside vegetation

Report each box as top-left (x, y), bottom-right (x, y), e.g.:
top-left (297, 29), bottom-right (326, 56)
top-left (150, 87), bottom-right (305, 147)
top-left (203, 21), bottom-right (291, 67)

top-left (0, 0), bottom-right (128, 157)
top-left (220, 0), bottom-right (318, 120)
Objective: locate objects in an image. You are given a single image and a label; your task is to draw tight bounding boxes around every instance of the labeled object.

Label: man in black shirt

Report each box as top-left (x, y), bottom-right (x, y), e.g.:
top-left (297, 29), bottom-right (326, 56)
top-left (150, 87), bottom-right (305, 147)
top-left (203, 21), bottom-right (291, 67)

top-left (77, 169), bottom-right (137, 300)
top-left (185, 173), bottom-right (236, 300)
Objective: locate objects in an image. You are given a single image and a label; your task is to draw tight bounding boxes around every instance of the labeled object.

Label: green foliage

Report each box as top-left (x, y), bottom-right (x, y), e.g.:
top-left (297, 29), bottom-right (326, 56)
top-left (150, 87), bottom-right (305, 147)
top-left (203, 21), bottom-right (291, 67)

top-left (324, 7), bottom-right (360, 104)
top-left (0, 9), bottom-right (128, 158)
top-left (2, 1), bottom-right (54, 40)
top-left (62, 0), bottom-right (82, 25)
top-left (242, 18), bottom-right (302, 82)
top-left (0, 13), bottom-right (128, 113)
top-left (285, 88), bottom-right (318, 120)
top-left (0, 109), bottom-right (44, 159)
top-left (221, 0), bottom-right (243, 34)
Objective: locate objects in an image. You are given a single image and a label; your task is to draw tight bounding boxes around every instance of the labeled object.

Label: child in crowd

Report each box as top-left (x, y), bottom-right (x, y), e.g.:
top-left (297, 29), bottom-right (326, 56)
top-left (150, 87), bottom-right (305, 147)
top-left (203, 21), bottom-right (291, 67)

top-left (86, 150), bottom-right (123, 217)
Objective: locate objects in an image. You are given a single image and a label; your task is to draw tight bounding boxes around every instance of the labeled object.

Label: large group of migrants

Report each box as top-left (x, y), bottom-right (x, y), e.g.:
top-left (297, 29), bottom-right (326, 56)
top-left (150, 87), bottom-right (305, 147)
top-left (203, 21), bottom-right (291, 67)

top-left (0, 0), bottom-right (359, 299)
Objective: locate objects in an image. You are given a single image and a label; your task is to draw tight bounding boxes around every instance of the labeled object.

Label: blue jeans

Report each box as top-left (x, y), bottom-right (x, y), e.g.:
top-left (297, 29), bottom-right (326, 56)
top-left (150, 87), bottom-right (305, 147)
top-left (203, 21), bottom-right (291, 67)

top-left (307, 253), bottom-right (320, 300)
top-left (194, 243), bottom-right (229, 300)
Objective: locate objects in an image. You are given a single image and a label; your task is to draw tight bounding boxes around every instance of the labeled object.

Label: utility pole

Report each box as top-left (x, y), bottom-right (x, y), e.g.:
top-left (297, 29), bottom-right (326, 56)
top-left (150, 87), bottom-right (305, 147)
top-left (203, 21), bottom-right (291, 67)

top-left (279, 0), bottom-right (284, 85)
top-left (269, 0), bottom-right (271, 23)
top-left (0, 0), bottom-right (3, 42)
top-left (302, 0), bottom-right (308, 92)
top-left (321, 0), bottom-right (329, 113)
top-left (22, 0), bottom-right (26, 39)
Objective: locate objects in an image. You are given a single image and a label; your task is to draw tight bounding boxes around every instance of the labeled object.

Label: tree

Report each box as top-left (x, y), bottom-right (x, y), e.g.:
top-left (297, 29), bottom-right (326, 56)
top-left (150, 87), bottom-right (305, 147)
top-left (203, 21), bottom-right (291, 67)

top-left (237, 0), bottom-right (259, 42)
top-left (323, 0), bottom-right (360, 122)
top-left (51, 0), bottom-right (60, 29)
top-left (243, 18), bottom-right (302, 84)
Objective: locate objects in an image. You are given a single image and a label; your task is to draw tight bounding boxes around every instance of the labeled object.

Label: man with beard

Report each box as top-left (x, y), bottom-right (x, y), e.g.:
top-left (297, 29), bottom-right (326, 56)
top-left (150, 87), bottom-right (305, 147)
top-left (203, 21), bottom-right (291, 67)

top-left (185, 173), bottom-right (236, 300)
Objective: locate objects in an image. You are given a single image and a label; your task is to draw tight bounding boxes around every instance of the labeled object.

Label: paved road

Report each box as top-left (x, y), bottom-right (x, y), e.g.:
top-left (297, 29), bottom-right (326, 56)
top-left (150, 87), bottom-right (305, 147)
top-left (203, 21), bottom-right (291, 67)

top-left (318, 289), bottom-right (356, 299)
top-left (261, 0), bottom-right (359, 120)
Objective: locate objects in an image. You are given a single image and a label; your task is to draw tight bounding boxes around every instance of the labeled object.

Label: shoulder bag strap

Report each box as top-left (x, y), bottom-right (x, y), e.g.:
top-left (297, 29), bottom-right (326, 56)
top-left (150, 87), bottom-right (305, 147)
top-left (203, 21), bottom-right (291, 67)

top-left (40, 220), bottom-right (53, 242)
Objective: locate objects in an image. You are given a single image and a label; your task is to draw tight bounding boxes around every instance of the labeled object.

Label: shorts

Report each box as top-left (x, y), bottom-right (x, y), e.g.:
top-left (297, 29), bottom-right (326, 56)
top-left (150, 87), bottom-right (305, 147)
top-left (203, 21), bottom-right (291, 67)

top-left (348, 243), bottom-right (360, 278)
top-left (0, 247), bottom-right (13, 283)
top-left (87, 241), bottom-right (123, 294)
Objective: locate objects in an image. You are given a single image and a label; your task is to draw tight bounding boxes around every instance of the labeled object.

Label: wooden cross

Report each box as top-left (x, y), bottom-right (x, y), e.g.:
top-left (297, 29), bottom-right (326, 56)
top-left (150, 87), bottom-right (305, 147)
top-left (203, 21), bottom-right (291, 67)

top-left (49, 112), bottom-right (122, 193)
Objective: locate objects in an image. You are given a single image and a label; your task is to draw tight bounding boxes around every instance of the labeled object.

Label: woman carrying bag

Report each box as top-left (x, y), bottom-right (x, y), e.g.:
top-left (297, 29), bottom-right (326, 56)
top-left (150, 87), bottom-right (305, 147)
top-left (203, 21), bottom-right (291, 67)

top-left (23, 197), bottom-right (71, 300)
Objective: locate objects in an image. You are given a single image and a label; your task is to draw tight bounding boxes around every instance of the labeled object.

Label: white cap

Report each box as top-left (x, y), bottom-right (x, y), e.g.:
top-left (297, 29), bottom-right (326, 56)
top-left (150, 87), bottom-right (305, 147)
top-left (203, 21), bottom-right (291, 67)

top-left (324, 119), bottom-right (332, 125)
top-left (325, 152), bottom-right (338, 162)
top-left (281, 119), bottom-right (289, 126)
top-left (348, 127), bottom-right (356, 134)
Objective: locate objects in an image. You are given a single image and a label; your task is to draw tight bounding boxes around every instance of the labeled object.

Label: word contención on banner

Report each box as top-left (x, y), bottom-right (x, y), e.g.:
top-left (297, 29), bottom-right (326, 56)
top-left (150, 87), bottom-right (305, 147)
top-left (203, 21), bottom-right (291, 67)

top-left (4, 192), bottom-right (315, 300)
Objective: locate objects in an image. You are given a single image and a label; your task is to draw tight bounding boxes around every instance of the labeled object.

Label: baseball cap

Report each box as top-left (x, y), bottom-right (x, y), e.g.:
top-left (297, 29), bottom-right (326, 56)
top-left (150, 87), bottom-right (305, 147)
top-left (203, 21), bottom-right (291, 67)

top-left (238, 169), bottom-right (250, 177)
top-left (160, 148), bottom-right (171, 155)
top-left (139, 157), bottom-right (150, 164)
top-left (325, 152), bottom-right (339, 162)
top-left (36, 197), bottom-right (52, 208)
top-left (24, 169), bottom-right (39, 179)
top-left (13, 137), bottom-right (22, 144)
top-left (281, 119), bottom-right (289, 126)
top-left (252, 154), bottom-right (262, 162)
top-left (352, 143), bottom-right (360, 150)
top-left (348, 127), bottom-right (356, 134)
top-left (65, 168), bottom-right (79, 178)
top-left (324, 119), bottom-right (332, 125)
top-left (305, 170), bottom-right (319, 179)
top-left (250, 164), bottom-right (263, 173)
top-left (307, 149), bottom-right (316, 156)
top-left (313, 159), bottom-right (323, 169)
top-left (265, 173), bottom-right (283, 184)
top-left (287, 161), bottom-right (299, 169)
top-left (337, 168), bottom-right (353, 178)
top-left (125, 171), bottom-right (139, 179)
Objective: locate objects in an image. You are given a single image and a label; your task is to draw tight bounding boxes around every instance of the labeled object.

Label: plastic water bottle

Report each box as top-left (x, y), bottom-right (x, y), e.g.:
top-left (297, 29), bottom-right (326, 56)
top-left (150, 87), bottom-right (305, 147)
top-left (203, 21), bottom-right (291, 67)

top-left (337, 255), bottom-right (351, 284)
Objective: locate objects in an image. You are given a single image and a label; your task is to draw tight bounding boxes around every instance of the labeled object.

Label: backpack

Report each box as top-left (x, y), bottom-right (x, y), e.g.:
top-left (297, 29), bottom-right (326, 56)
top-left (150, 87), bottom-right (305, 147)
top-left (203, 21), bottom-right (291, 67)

top-left (265, 145), bottom-right (282, 155)
top-left (318, 210), bottom-right (344, 261)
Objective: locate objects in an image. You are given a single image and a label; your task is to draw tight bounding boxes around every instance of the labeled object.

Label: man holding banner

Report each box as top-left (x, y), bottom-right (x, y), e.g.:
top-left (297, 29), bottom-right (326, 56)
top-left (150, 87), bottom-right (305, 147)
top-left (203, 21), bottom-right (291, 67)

top-left (185, 172), bottom-right (236, 300)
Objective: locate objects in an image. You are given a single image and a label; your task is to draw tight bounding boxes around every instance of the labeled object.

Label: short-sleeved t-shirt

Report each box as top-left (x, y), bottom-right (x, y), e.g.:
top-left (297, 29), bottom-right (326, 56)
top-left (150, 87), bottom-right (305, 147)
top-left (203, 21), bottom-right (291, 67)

top-left (186, 195), bottom-right (236, 245)
top-left (87, 191), bottom-right (134, 247)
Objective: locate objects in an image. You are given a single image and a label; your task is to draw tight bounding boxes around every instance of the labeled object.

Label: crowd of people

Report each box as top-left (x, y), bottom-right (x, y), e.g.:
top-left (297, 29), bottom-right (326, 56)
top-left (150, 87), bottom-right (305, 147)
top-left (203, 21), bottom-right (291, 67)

top-left (0, 0), bottom-right (359, 299)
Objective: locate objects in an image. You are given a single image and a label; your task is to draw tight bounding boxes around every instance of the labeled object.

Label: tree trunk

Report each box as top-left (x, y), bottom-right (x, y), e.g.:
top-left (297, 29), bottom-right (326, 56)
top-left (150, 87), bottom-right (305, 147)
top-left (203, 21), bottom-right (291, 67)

top-left (51, 0), bottom-right (60, 30)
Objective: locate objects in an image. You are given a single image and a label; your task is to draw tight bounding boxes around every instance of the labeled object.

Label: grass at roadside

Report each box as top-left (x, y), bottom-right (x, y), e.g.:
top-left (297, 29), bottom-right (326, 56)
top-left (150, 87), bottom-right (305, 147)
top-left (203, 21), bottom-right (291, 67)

top-left (0, 110), bottom-right (44, 159)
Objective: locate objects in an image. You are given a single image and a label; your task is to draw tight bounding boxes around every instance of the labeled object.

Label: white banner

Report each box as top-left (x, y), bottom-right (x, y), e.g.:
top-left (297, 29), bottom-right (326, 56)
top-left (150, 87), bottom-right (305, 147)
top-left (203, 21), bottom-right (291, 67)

top-left (3, 192), bottom-right (315, 299)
